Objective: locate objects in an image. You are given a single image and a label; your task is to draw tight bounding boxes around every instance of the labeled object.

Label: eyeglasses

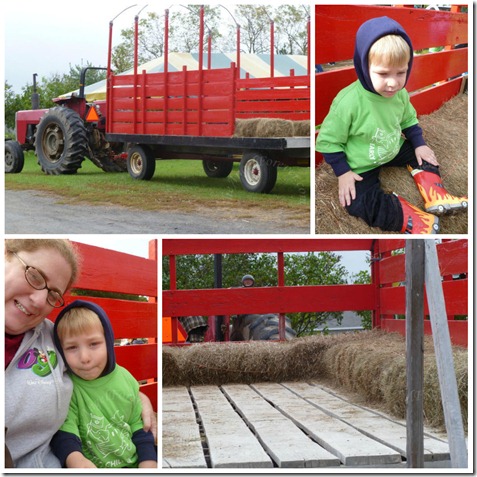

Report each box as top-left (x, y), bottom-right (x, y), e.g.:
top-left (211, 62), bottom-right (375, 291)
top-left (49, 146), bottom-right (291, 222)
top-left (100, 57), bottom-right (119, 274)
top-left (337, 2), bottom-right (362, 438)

top-left (11, 252), bottom-right (65, 308)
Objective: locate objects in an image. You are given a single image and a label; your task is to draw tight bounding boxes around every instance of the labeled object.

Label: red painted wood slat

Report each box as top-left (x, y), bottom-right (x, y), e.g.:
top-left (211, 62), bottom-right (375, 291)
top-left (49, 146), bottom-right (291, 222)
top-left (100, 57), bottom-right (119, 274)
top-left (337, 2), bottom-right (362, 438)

top-left (163, 284), bottom-right (375, 317)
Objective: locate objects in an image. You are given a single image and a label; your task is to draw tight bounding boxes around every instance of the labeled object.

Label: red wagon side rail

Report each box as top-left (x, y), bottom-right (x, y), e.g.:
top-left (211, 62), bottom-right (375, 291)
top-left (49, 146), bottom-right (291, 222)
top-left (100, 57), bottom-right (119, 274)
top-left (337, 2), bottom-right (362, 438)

top-left (315, 4), bottom-right (468, 163)
top-left (375, 238), bottom-right (468, 347)
top-left (162, 238), bottom-right (468, 348)
top-left (49, 241), bottom-right (158, 411)
top-left (107, 66), bottom-right (311, 137)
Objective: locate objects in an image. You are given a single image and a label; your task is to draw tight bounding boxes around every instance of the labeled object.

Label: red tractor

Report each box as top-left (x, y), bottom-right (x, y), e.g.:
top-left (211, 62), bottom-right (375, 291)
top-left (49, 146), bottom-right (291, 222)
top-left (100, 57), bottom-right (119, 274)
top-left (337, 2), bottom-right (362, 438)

top-left (6, 68), bottom-right (127, 175)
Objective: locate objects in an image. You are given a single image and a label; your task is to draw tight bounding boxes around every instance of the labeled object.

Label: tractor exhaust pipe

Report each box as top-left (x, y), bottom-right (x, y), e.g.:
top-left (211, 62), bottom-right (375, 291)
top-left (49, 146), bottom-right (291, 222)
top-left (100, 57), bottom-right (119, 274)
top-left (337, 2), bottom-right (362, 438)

top-left (31, 73), bottom-right (39, 110)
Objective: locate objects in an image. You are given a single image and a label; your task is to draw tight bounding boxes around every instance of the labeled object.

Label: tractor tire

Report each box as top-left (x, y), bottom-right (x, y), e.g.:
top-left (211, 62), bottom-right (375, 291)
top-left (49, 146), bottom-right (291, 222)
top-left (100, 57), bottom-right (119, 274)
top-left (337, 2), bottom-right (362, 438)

top-left (127, 145), bottom-right (156, 180)
top-left (5, 140), bottom-right (24, 173)
top-left (202, 159), bottom-right (234, 178)
top-left (231, 314), bottom-right (296, 341)
top-left (239, 151), bottom-right (278, 193)
top-left (35, 106), bottom-right (88, 174)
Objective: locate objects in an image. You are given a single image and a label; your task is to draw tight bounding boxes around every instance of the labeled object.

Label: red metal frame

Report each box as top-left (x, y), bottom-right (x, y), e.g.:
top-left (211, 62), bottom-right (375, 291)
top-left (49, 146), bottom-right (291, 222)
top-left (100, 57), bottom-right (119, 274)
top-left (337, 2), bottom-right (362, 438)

top-left (49, 241), bottom-right (158, 410)
top-left (163, 239), bottom-right (468, 348)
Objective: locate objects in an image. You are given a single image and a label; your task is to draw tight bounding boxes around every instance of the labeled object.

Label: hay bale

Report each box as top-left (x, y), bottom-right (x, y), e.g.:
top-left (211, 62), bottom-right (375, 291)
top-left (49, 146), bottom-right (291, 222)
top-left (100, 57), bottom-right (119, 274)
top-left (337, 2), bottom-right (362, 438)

top-left (255, 118), bottom-right (295, 137)
top-left (234, 118), bottom-right (261, 137)
top-left (163, 330), bottom-right (467, 431)
top-left (316, 94), bottom-right (468, 234)
top-left (293, 120), bottom-right (311, 136)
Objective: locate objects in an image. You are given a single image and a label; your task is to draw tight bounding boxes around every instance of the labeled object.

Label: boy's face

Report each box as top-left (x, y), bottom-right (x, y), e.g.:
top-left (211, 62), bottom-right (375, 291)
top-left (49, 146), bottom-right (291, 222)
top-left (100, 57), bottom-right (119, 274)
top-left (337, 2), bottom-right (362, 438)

top-left (61, 323), bottom-right (107, 380)
top-left (369, 61), bottom-right (408, 98)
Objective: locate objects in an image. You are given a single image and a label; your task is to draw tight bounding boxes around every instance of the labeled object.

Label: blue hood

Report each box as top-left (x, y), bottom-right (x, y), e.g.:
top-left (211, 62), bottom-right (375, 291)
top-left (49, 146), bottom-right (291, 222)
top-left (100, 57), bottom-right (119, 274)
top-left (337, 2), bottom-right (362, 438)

top-left (53, 299), bottom-right (116, 377)
top-left (353, 16), bottom-right (414, 94)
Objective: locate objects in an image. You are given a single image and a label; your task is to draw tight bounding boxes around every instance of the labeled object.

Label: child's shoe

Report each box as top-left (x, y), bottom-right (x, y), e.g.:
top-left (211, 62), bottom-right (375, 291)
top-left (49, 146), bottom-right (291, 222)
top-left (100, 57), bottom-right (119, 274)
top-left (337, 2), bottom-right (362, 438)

top-left (395, 193), bottom-right (440, 234)
top-left (407, 166), bottom-right (468, 215)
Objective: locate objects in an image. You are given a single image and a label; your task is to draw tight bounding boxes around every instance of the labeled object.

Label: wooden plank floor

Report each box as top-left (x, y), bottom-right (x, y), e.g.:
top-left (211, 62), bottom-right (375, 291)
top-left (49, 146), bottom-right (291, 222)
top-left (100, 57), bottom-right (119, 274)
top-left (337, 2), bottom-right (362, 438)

top-left (162, 381), bottom-right (451, 469)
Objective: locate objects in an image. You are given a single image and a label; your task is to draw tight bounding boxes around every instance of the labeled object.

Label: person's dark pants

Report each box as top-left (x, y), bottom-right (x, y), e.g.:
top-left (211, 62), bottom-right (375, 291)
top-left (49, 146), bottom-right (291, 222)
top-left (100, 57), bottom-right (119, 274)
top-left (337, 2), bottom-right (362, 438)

top-left (345, 141), bottom-right (440, 231)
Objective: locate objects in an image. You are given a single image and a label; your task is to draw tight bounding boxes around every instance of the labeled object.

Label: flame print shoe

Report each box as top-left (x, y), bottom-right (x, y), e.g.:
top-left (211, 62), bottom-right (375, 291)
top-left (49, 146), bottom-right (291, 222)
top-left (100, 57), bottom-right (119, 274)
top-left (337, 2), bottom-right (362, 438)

top-left (407, 166), bottom-right (468, 216)
top-left (395, 194), bottom-right (440, 234)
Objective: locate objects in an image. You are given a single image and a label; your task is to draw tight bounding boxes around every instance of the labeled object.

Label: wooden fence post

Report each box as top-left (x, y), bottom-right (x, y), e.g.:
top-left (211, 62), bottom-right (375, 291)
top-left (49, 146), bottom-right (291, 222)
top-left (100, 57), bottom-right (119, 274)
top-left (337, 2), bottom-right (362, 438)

top-left (424, 240), bottom-right (467, 468)
top-left (405, 239), bottom-right (425, 468)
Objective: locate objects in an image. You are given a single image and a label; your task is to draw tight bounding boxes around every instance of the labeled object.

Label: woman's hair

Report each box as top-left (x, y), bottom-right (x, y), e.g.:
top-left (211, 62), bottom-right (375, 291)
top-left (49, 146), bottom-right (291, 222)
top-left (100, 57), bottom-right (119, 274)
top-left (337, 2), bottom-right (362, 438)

top-left (368, 34), bottom-right (411, 67)
top-left (56, 307), bottom-right (101, 342)
top-left (5, 239), bottom-right (81, 290)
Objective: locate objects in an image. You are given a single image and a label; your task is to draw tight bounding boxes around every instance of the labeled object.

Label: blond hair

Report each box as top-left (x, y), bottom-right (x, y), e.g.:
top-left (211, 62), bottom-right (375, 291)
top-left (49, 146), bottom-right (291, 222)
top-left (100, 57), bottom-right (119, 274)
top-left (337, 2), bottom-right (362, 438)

top-left (369, 35), bottom-right (410, 67)
top-left (5, 239), bottom-right (81, 290)
top-left (56, 307), bottom-right (102, 343)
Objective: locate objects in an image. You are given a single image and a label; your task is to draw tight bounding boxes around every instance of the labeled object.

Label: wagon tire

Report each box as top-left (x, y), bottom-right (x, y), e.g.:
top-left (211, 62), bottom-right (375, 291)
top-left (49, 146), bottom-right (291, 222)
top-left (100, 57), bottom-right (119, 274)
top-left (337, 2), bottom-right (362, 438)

top-left (127, 145), bottom-right (156, 180)
top-left (5, 140), bottom-right (24, 173)
top-left (35, 106), bottom-right (88, 175)
top-left (239, 151), bottom-right (277, 193)
top-left (202, 159), bottom-right (234, 178)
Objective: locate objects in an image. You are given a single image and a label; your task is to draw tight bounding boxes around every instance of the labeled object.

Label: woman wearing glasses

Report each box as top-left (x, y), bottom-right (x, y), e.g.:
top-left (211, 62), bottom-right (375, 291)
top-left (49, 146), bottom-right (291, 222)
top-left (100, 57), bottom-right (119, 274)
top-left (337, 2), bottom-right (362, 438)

top-left (5, 239), bottom-right (156, 468)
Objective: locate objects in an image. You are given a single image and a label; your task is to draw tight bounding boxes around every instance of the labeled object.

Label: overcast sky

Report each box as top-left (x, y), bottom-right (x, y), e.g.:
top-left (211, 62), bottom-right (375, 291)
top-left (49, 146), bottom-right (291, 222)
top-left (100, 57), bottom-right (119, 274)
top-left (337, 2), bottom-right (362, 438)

top-left (4, 0), bottom-right (155, 93)
top-left (74, 236), bottom-right (155, 258)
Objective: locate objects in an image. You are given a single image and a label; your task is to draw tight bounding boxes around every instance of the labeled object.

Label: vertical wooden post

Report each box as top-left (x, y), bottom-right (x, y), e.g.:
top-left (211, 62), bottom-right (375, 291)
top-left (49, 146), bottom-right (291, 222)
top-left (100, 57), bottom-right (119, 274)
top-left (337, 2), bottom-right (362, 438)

top-left (424, 240), bottom-right (467, 468)
top-left (405, 239), bottom-right (425, 468)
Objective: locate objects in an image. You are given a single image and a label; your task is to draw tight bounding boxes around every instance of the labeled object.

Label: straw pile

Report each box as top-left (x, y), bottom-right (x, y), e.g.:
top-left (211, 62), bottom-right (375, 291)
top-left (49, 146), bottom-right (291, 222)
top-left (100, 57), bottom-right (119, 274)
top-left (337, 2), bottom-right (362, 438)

top-left (315, 94), bottom-right (468, 234)
top-left (163, 329), bottom-right (468, 431)
top-left (234, 118), bottom-right (310, 138)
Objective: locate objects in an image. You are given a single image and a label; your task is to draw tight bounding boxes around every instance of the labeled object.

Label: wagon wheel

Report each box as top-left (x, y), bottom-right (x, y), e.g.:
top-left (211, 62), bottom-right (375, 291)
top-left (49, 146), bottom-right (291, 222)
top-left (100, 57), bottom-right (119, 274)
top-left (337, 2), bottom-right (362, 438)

top-left (35, 106), bottom-right (88, 174)
top-left (5, 140), bottom-right (24, 173)
top-left (239, 151), bottom-right (278, 193)
top-left (127, 145), bottom-right (156, 180)
top-left (202, 159), bottom-right (234, 178)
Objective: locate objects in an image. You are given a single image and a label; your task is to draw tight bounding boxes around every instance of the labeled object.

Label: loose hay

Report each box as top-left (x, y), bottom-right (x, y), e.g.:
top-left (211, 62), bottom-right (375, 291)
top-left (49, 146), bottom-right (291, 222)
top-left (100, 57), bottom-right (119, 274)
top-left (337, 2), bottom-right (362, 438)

top-left (163, 329), bottom-right (468, 431)
top-left (315, 94), bottom-right (468, 234)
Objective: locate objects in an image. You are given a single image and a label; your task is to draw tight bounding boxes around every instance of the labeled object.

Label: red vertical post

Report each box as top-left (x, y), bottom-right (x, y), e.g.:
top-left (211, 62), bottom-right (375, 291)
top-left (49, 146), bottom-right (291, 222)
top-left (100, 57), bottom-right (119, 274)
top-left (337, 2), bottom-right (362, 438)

top-left (106, 21), bottom-right (113, 133)
top-left (148, 240), bottom-right (158, 346)
top-left (278, 252), bottom-right (285, 340)
top-left (164, 9), bottom-right (169, 135)
top-left (371, 240), bottom-right (382, 329)
top-left (270, 20), bottom-right (275, 78)
top-left (169, 254), bottom-right (178, 344)
top-left (134, 15), bottom-right (139, 134)
top-left (198, 5), bottom-right (204, 136)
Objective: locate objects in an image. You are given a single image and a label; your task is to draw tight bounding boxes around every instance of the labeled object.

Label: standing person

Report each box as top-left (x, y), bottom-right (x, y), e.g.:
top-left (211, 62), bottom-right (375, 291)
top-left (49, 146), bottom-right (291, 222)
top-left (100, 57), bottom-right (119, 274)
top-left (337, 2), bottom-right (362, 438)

top-left (316, 16), bottom-right (467, 234)
top-left (51, 300), bottom-right (157, 468)
top-left (5, 239), bottom-right (156, 468)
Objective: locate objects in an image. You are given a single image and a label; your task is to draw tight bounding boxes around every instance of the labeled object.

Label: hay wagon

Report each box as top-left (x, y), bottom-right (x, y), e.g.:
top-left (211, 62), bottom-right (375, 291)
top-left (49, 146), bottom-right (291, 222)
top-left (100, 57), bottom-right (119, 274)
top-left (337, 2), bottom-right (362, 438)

top-left (105, 6), bottom-right (311, 193)
top-left (162, 238), bottom-right (468, 468)
top-left (49, 241), bottom-right (158, 411)
top-left (315, 4), bottom-right (468, 166)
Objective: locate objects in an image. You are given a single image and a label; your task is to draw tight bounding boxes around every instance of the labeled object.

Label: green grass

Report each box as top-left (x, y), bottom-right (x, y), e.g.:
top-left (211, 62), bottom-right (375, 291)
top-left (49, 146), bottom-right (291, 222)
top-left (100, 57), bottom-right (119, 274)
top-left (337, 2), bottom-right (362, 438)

top-left (6, 153), bottom-right (310, 219)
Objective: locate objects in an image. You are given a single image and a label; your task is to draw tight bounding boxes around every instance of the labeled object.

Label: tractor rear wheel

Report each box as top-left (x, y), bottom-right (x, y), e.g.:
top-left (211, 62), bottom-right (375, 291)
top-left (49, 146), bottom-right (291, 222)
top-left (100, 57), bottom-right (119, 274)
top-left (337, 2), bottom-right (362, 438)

top-left (127, 145), bottom-right (156, 180)
top-left (231, 314), bottom-right (296, 341)
top-left (202, 159), bottom-right (234, 178)
top-left (5, 140), bottom-right (24, 173)
top-left (35, 107), bottom-right (88, 174)
top-left (239, 151), bottom-right (278, 193)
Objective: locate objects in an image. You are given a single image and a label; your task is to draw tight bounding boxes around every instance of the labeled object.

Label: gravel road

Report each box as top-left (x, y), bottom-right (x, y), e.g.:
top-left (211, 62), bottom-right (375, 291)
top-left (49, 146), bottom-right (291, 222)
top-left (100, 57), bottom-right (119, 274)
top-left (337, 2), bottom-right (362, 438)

top-left (5, 190), bottom-right (310, 235)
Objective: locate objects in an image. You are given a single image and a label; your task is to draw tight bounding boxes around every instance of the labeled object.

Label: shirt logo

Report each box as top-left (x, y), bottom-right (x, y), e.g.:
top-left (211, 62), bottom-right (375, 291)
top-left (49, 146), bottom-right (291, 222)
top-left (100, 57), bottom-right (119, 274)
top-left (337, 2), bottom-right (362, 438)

top-left (369, 127), bottom-right (400, 165)
top-left (17, 348), bottom-right (58, 377)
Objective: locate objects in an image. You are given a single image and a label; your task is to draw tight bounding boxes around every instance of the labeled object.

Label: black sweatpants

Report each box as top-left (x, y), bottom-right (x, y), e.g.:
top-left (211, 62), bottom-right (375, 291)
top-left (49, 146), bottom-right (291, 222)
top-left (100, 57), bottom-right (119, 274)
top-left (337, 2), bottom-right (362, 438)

top-left (345, 141), bottom-right (440, 231)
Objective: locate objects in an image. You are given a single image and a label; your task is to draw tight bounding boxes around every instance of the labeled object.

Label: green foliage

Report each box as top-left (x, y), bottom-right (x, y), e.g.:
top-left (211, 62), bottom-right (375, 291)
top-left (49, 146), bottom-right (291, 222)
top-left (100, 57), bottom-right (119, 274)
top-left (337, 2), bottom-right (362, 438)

top-left (163, 251), bottom-right (355, 337)
top-left (5, 63), bottom-right (106, 131)
top-left (351, 269), bottom-right (373, 330)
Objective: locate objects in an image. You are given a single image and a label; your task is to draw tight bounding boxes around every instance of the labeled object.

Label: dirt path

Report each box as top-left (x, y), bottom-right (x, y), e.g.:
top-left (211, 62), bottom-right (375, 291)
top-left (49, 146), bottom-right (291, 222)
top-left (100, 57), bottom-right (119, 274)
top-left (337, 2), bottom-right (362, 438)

top-left (5, 190), bottom-right (310, 234)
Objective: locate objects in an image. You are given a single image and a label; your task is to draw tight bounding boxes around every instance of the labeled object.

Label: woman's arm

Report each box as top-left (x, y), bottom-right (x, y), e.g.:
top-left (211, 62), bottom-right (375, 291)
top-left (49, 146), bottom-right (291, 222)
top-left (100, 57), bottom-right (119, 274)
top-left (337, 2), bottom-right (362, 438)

top-left (139, 392), bottom-right (157, 443)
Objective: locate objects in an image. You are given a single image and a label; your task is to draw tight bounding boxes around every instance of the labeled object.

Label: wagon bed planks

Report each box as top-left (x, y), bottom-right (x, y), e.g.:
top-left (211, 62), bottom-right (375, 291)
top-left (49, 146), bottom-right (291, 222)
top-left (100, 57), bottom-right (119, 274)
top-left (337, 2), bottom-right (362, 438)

top-left (162, 382), bottom-right (451, 469)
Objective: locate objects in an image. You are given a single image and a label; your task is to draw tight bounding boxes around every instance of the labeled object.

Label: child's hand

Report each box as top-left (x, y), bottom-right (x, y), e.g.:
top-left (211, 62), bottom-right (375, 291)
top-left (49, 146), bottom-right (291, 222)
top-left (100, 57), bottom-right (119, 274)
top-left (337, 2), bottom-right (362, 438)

top-left (415, 145), bottom-right (439, 167)
top-left (65, 451), bottom-right (97, 468)
top-left (338, 171), bottom-right (363, 207)
top-left (139, 460), bottom-right (158, 468)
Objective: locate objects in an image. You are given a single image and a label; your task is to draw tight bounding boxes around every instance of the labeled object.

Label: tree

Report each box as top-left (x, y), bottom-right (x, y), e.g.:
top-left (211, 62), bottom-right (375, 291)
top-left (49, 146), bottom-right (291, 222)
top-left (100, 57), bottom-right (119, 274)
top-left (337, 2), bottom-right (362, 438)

top-left (163, 251), bottom-right (352, 337)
